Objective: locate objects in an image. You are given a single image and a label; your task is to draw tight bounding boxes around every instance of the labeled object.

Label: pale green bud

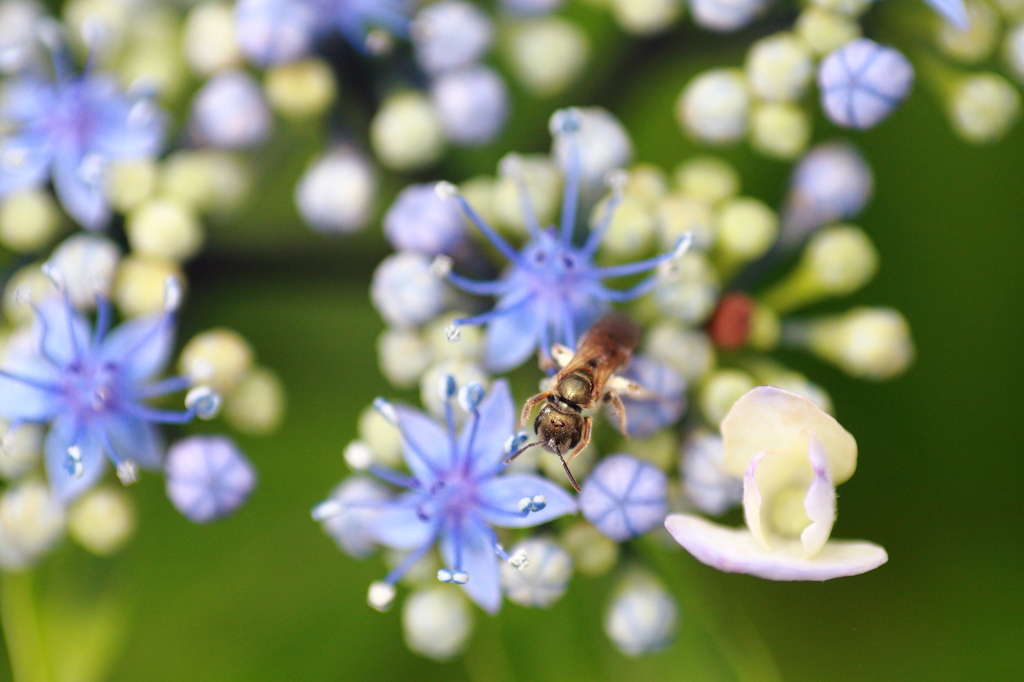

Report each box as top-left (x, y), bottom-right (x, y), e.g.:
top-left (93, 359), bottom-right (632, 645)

top-left (264, 58), bottom-right (337, 119)
top-left (642, 320), bottom-right (716, 382)
top-left (0, 479), bottom-right (64, 569)
top-left (594, 194), bottom-right (656, 261)
top-left (714, 196), bottom-right (779, 274)
top-left (378, 326), bottom-right (433, 388)
top-left (504, 17), bottom-right (589, 97)
top-left (993, 0), bottom-right (1024, 19)
top-left (126, 198), bottom-right (203, 261)
top-left (420, 359), bottom-right (488, 419)
top-left (0, 421), bottom-right (43, 480)
top-left (604, 569), bottom-right (678, 656)
top-left (371, 91), bottom-right (446, 171)
top-left (609, 0), bottom-right (683, 34)
top-left (793, 306), bottom-right (915, 380)
top-left (224, 366), bottom-right (286, 434)
top-left (653, 251), bottom-right (720, 325)
top-left (562, 521), bottom-right (620, 576)
top-left (796, 7), bottom-right (861, 56)
top-left (182, 2), bottom-right (242, 76)
top-left (749, 101), bottom-right (811, 160)
top-left (808, 0), bottom-right (872, 17)
top-left (624, 163), bottom-right (669, 206)
top-left (67, 486), bottom-right (135, 556)
top-left (3, 264), bottom-right (53, 326)
top-left (673, 156), bottom-right (740, 205)
top-left (114, 255), bottom-right (184, 317)
top-left (49, 235), bottom-right (121, 311)
top-left (741, 358), bottom-right (834, 414)
top-left (745, 32), bottom-right (814, 102)
top-left (0, 189), bottom-right (61, 253)
top-left (748, 302), bottom-right (781, 350)
top-left (106, 158), bottom-right (158, 212)
top-left (656, 193), bottom-right (716, 251)
top-left (617, 428), bottom-right (678, 471)
top-left (677, 69), bottom-right (751, 144)
top-left (161, 150), bottom-right (250, 214)
top-left (699, 368), bottom-right (756, 427)
top-left (937, 0), bottom-right (1000, 63)
top-left (426, 312), bottom-right (483, 362)
top-left (458, 176), bottom-right (499, 230)
top-left (949, 72), bottom-right (1021, 143)
top-left (179, 328), bottom-right (255, 392)
top-left (402, 588), bottom-right (473, 661)
top-left (493, 154), bottom-right (562, 237)
top-left (358, 405), bottom-right (404, 468)
top-left (1005, 23), bottom-right (1024, 80)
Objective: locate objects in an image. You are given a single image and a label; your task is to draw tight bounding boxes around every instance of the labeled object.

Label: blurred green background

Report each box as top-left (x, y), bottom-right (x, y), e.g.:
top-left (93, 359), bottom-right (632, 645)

top-left (3, 8), bottom-right (1023, 682)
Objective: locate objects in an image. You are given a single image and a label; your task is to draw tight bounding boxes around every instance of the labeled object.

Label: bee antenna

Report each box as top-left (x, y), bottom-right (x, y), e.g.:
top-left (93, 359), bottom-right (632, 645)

top-left (557, 453), bottom-right (581, 492)
top-left (504, 439), bottom-right (544, 465)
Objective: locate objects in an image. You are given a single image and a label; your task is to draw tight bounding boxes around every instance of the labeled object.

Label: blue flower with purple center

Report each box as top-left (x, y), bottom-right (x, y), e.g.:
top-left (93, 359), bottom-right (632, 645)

top-left (313, 379), bottom-right (576, 613)
top-left (436, 109), bottom-right (689, 373)
top-left (0, 274), bottom-right (218, 503)
top-left (0, 41), bottom-right (165, 229)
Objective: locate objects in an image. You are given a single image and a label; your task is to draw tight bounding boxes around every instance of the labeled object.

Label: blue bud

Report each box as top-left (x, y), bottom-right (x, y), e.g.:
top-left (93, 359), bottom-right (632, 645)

top-left (165, 436), bottom-right (256, 523)
top-left (818, 39), bottom-right (914, 130)
top-left (384, 183), bottom-right (465, 256)
top-left (579, 455), bottom-right (668, 541)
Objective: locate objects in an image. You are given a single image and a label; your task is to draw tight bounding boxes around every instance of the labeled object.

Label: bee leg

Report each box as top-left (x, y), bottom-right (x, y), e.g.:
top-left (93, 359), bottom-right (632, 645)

top-left (607, 374), bottom-right (657, 400)
top-left (550, 344), bottom-right (574, 369)
top-left (519, 392), bottom-right (551, 427)
top-left (565, 416), bottom-right (593, 463)
top-left (603, 392), bottom-right (630, 438)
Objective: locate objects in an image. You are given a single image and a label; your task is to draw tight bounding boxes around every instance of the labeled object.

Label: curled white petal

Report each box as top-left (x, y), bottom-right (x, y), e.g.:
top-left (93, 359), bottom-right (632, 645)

top-left (742, 451), bottom-right (770, 550)
top-left (800, 432), bottom-right (835, 556)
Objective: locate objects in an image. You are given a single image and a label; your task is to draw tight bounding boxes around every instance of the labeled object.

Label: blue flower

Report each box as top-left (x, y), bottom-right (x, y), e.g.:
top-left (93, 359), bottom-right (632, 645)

top-left (313, 379), bottom-right (577, 613)
top-left (579, 455), bottom-right (667, 541)
top-left (437, 109), bottom-right (689, 373)
top-left (0, 275), bottom-right (217, 503)
top-left (818, 39), bottom-right (914, 131)
top-left (0, 43), bottom-right (165, 229)
top-left (165, 435), bottom-right (256, 523)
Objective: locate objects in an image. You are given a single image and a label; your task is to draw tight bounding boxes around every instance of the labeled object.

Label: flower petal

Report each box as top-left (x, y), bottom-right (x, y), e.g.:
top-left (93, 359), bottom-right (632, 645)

top-left (0, 329), bottom-right (60, 420)
top-left (99, 312), bottom-right (174, 383)
top-left (665, 514), bottom-right (888, 581)
top-left (476, 474), bottom-right (577, 528)
top-left (368, 492), bottom-right (436, 550)
top-left (33, 298), bottom-right (92, 368)
top-left (0, 133), bottom-right (52, 196)
top-left (52, 149), bottom-right (110, 229)
top-left (801, 433), bottom-right (836, 556)
top-left (101, 414), bottom-right (165, 470)
top-left (43, 415), bottom-right (107, 503)
top-left (392, 403), bottom-right (450, 486)
top-left (924, 0), bottom-right (969, 30)
top-left (742, 451), bottom-right (770, 550)
top-left (483, 298), bottom-right (541, 373)
top-left (463, 379), bottom-right (515, 477)
top-left (440, 516), bottom-right (502, 614)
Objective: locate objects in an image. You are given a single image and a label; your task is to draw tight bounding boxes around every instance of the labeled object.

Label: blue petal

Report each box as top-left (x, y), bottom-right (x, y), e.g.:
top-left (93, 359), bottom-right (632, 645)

top-left (52, 149), bottom-right (110, 229)
top-left (483, 299), bottom-right (542, 373)
top-left (99, 312), bottom-right (174, 383)
top-left (368, 491), bottom-right (437, 550)
top-left (462, 379), bottom-right (515, 477)
top-left (0, 133), bottom-right (53, 196)
top-left (393, 403), bottom-right (451, 485)
top-left (44, 415), bottom-right (107, 503)
top-left (0, 332), bottom-right (60, 421)
top-left (102, 414), bottom-right (165, 469)
top-left (477, 474), bottom-right (578, 528)
top-left (924, 0), bottom-right (969, 29)
top-left (1, 79), bottom-right (58, 122)
top-left (440, 516), bottom-right (502, 614)
top-left (33, 299), bottom-right (92, 368)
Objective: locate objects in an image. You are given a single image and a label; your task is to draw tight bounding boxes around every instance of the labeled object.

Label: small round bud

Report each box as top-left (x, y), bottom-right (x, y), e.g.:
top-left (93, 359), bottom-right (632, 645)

top-left (0, 421), bottom-right (43, 480)
top-left (949, 72), bottom-right (1021, 143)
top-left (656, 194), bottom-right (716, 252)
top-left (746, 32), bottom-right (814, 102)
top-left (505, 17), bottom-right (589, 97)
top-left (604, 571), bottom-right (678, 656)
top-left (593, 194), bottom-right (655, 261)
top-left (0, 479), bottom-right (65, 569)
top-left (185, 386), bottom-right (222, 420)
top-left (677, 69), bottom-right (751, 144)
top-left (551, 107), bottom-right (634, 195)
top-left (105, 158), bottom-right (158, 212)
top-left (0, 1), bottom-right (44, 75)
top-left (430, 66), bottom-right (509, 146)
top-left (618, 428), bottom-right (679, 472)
top-left (126, 198), bottom-right (204, 262)
top-left (1005, 23), bottom-right (1024, 82)
top-left (750, 102), bottom-right (811, 159)
top-left (48, 234), bottom-right (121, 309)
top-left (358, 404), bottom-right (403, 467)
top-left (699, 368), bottom-right (755, 426)
top-left (674, 156), bottom-right (740, 206)
top-left (797, 306), bottom-right (915, 379)
top-left (500, 537), bottom-right (573, 608)
top-left (233, 0), bottom-right (314, 66)
top-left (3, 265), bottom-right (51, 325)
top-left (370, 91), bottom-right (446, 171)
top-left (264, 58), bottom-right (336, 119)
top-left (165, 436), bottom-right (256, 523)
top-left (680, 430), bottom-right (742, 515)
top-left (714, 197), bottom-right (779, 269)
top-left (368, 581), bottom-right (397, 611)
top-left (493, 155), bottom-right (562, 237)
top-left (67, 486), bottom-right (135, 555)
top-left (370, 252), bottom-right (447, 328)
top-left (796, 6), bottom-right (861, 56)
top-left (609, 0), bottom-right (682, 34)
top-left (160, 150), bottom-right (250, 214)
top-left (643, 321), bottom-right (716, 383)
top-left (183, 2), bottom-right (242, 75)
top-left (343, 441), bottom-right (375, 471)
top-left (580, 455), bottom-right (668, 541)
top-left (937, 0), bottom-right (999, 63)
top-left (653, 251), bottom-right (721, 325)
top-left (223, 367), bottom-right (285, 434)
top-left (189, 70), bottom-right (272, 149)
top-left (384, 184), bottom-right (465, 256)
top-left (316, 476), bottom-right (389, 557)
top-left (562, 521), bottom-right (619, 576)
top-left (179, 328), bottom-right (255, 392)
top-left (413, 0), bottom-right (493, 75)
top-left (402, 587), bottom-right (473, 660)
top-left (690, 0), bottom-right (770, 31)
top-left (0, 189), bottom-right (61, 253)
top-left (378, 327), bottom-right (434, 388)
top-left (819, 39), bottom-right (914, 129)
top-left (114, 256), bottom-right (184, 318)
top-left (295, 148), bottom-right (376, 234)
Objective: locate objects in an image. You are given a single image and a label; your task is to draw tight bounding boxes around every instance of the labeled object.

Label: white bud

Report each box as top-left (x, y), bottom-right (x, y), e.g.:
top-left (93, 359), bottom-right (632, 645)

top-left (377, 327), bottom-right (434, 389)
top-left (674, 156), bottom-right (740, 205)
top-left (714, 197), bottom-right (779, 266)
top-left (690, 0), bottom-right (770, 31)
top-left (114, 256), bottom-right (185, 318)
top-left (48, 234), bottom-right (122, 309)
top-left (799, 306), bottom-right (915, 380)
top-left (344, 441), bottom-right (376, 471)
top-left (190, 70), bottom-right (272, 149)
top-left (179, 329), bottom-right (254, 392)
top-left (264, 58), bottom-right (336, 119)
top-left (67, 486), bottom-right (136, 555)
top-left (0, 421), bottom-right (43, 480)
top-left (949, 72), bottom-right (1021, 143)
top-left (0, 479), bottom-right (65, 569)
top-left (505, 17), bottom-right (589, 97)
top-left (413, 0), bottom-right (493, 74)
top-left (224, 366), bottom-right (285, 434)
top-left (551, 107), bottom-right (634, 197)
top-left (680, 430), bottom-right (742, 515)
top-left (126, 198), bottom-right (204, 262)
top-left (677, 69), bottom-right (751, 144)
top-left (0, 189), bottom-right (60, 253)
top-left (182, 2), bottom-right (242, 76)
top-left (750, 102), bottom-right (811, 159)
top-left (609, 0), bottom-right (682, 34)
top-left (643, 321), bottom-right (715, 383)
top-left (604, 571), bottom-right (678, 656)
top-left (745, 32), bottom-right (814, 102)
top-left (402, 587), bottom-right (473, 660)
top-left (431, 66), bottom-right (509, 146)
top-left (367, 581), bottom-right (397, 611)
top-left (370, 91), bottom-right (446, 171)
top-left (500, 538), bottom-right (573, 608)
top-left (653, 252), bottom-right (721, 325)
top-left (699, 368), bottom-right (756, 427)
top-left (419, 359), bottom-right (488, 419)
top-left (370, 252), bottom-right (447, 328)
top-left (937, 0), bottom-right (1000, 63)
top-left (561, 522), bottom-right (620, 577)
top-left (796, 7), bottom-right (861, 56)
top-left (295, 148), bottom-right (376, 234)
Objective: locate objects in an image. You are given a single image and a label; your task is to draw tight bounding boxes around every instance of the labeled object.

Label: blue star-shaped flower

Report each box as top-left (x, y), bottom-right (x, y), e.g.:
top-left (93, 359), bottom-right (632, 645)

top-left (0, 276), bottom-right (215, 502)
top-left (0, 42), bottom-right (165, 229)
top-left (314, 379), bottom-right (577, 613)
top-left (437, 109), bottom-right (689, 373)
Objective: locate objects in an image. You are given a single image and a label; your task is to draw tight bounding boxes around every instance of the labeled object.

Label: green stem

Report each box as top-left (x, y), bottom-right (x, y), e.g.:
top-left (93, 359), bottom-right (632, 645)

top-left (0, 571), bottom-right (53, 682)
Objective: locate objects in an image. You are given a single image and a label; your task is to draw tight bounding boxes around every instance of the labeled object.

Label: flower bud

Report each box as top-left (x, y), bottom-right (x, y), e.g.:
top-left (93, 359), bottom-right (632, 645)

top-left (699, 368), bottom-right (755, 426)
top-left (690, 0), bottom-right (770, 32)
top-left (653, 251), bottom-right (720, 325)
top-left (0, 189), bottom-right (61, 253)
top-left (160, 150), bottom-right (250, 214)
top-left (714, 196), bottom-right (779, 273)
top-left (419, 359), bottom-right (488, 419)
top-left (948, 72), bottom-right (1021, 143)
top-left (357, 404), bottom-right (404, 467)
top-left (593, 195), bottom-right (655, 261)
top-left (189, 70), bottom-right (272, 149)
top-left (791, 306), bottom-right (915, 379)
top-left (643, 320), bottom-right (716, 382)
top-left (114, 256), bottom-right (184, 317)
top-left (580, 455), bottom-right (668, 541)
top-left (937, 0), bottom-right (1000, 62)
top-left (224, 366), bottom-right (285, 434)
top-left (179, 328), bottom-right (255, 393)
top-left (413, 0), bottom-right (493, 74)
top-left (263, 58), bottom-right (336, 119)
top-left (743, 358), bottom-right (835, 414)
top-left (674, 156), bottom-right (740, 206)
top-left (384, 184), bottom-right (465, 256)
top-left (677, 69), bottom-right (751, 144)
top-left (750, 102), bottom-right (811, 159)
top-left (0, 479), bottom-right (64, 569)
top-left (402, 587), bottom-right (474, 661)
top-left (656, 193), bottom-right (716, 252)
top-left (183, 2), bottom-right (242, 75)
top-left (48, 234), bottom-right (121, 309)
top-left (233, 0), bottom-right (314, 66)
top-left (0, 0), bottom-right (44, 74)
top-left (430, 66), bottom-right (509, 145)
top-left (760, 224), bottom-right (878, 313)
top-left (295, 148), bottom-right (376, 234)
top-left (680, 430), bottom-right (742, 515)
top-left (105, 158), bottom-right (158, 212)
top-left (371, 251), bottom-right (447, 328)
top-left (746, 32), bottom-right (814, 102)
top-left (500, 537), bottom-right (574, 608)
top-left (126, 198), bottom-right (204, 262)
top-left (604, 570), bottom-right (678, 656)
top-left (551, 107), bottom-right (633, 196)
top-left (609, 0), bottom-right (683, 35)
top-left (370, 91), bottom-right (446, 171)
top-left (493, 155), bottom-right (562, 237)
top-left (618, 429), bottom-right (678, 471)
top-left (317, 476), bottom-right (390, 558)
top-left (505, 17), bottom-right (589, 97)
top-left (0, 421), bottom-right (43, 480)
top-left (1005, 23), bottom-right (1024, 81)
top-left (819, 39), bottom-right (914, 129)
top-left (796, 6), bottom-right (861, 56)
top-left (427, 312), bottom-right (483, 361)
top-left (67, 486), bottom-right (135, 555)
top-left (2, 264), bottom-right (52, 325)
top-left (562, 521), bottom-right (620, 576)
top-left (165, 436), bottom-right (256, 523)
top-left (378, 326), bottom-right (434, 388)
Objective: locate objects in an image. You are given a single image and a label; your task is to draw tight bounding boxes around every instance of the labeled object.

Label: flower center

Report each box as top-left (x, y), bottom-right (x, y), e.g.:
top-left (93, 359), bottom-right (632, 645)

top-left (62, 360), bottom-right (120, 417)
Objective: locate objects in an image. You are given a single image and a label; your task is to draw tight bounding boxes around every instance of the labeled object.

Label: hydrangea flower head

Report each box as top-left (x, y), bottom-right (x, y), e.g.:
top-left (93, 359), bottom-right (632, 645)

top-left (313, 379), bottom-right (576, 613)
top-left (437, 108), bottom-right (691, 372)
top-left (0, 30), bottom-right (165, 229)
top-left (0, 271), bottom-right (219, 502)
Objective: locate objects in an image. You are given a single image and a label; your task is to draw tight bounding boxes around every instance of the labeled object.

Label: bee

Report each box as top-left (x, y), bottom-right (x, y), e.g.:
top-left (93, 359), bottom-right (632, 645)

top-left (506, 311), bottom-right (649, 491)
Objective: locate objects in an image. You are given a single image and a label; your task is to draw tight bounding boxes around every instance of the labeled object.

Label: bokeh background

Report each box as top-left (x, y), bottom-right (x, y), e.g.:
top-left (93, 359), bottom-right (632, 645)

top-left (2, 7), bottom-right (1022, 682)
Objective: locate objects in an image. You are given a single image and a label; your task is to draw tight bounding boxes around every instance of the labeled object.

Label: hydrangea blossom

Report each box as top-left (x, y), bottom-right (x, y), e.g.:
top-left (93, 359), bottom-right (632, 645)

top-left (579, 455), bottom-right (667, 541)
top-left (818, 39), bottom-right (914, 131)
top-left (0, 274), bottom-right (218, 502)
top-left (313, 379), bottom-right (576, 613)
top-left (436, 109), bottom-right (690, 372)
top-left (0, 39), bottom-right (165, 228)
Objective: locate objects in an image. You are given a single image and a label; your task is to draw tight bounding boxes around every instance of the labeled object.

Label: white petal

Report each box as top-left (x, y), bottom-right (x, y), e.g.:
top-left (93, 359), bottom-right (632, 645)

top-left (665, 514), bottom-right (887, 581)
top-left (742, 451), bottom-right (770, 550)
top-left (801, 433), bottom-right (835, 556)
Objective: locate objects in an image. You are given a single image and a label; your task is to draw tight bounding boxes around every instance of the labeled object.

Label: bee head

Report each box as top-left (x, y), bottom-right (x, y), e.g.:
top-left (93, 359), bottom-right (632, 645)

top-left (534, 403), bottom-right (583, 456)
